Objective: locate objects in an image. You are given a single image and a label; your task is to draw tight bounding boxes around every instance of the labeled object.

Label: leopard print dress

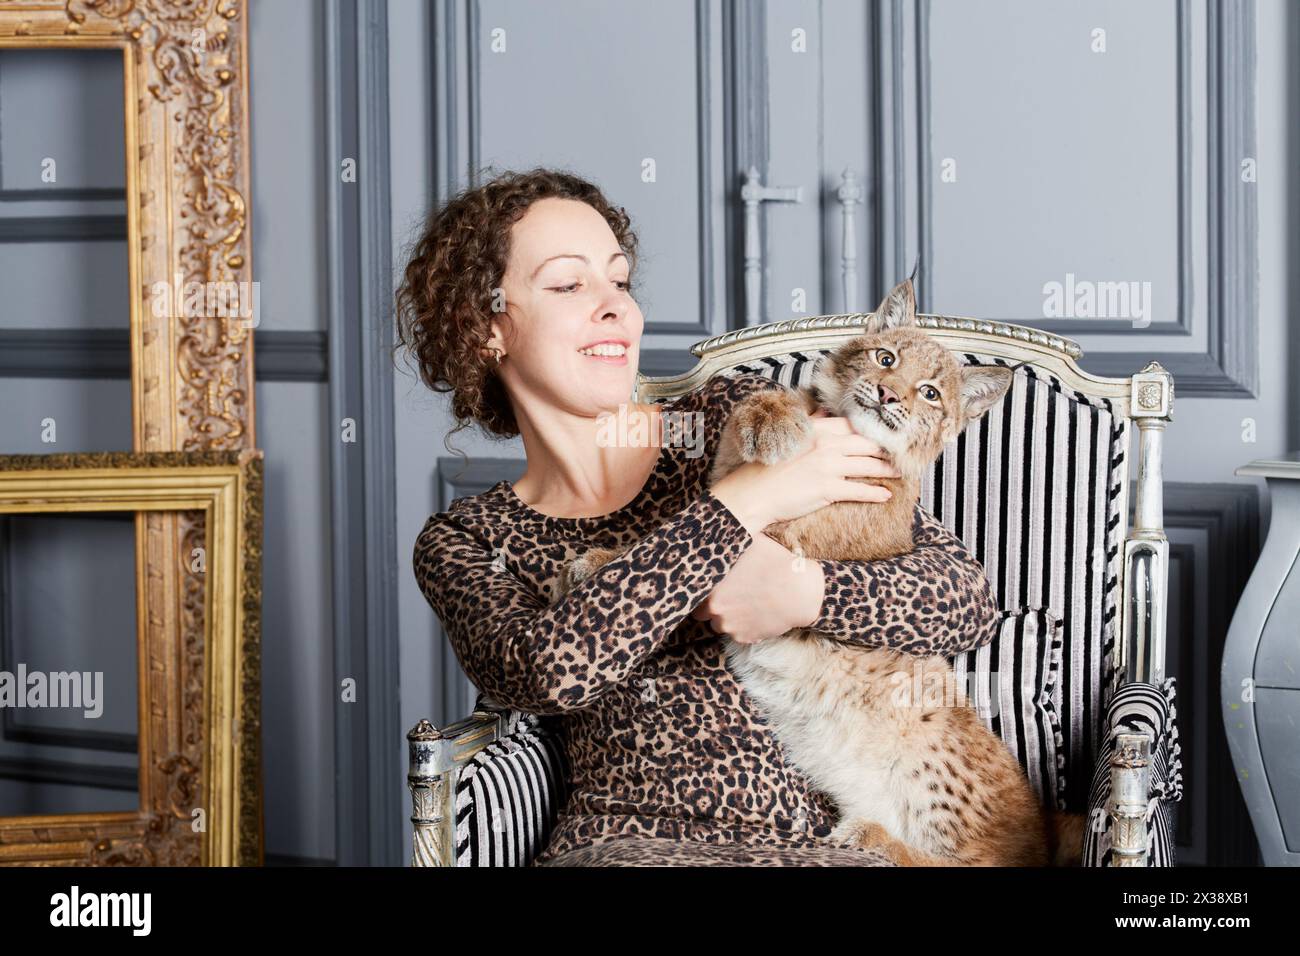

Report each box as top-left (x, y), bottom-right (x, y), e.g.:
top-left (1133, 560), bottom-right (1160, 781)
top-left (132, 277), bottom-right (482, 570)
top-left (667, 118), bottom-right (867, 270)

top-left (413, 372), bottom-right (1002, 866)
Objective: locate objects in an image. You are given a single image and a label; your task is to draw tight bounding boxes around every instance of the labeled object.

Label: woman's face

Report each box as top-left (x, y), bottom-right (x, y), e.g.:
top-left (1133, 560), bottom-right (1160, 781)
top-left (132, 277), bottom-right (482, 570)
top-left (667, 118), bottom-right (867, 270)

top-left (493, 197), bottom-right (644, 420)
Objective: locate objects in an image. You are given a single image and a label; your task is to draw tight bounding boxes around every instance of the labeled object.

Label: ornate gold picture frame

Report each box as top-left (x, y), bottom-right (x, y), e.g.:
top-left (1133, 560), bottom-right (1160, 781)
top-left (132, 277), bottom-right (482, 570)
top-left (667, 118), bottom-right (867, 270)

top-left (0, 451), bottom-right (263, 866)
top-left (0, 2), bottom-right (258, 864)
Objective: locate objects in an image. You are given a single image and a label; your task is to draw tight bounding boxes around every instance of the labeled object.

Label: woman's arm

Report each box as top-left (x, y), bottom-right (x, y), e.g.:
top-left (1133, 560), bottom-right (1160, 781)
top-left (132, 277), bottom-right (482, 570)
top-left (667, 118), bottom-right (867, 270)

top-left (414, 490), bottom-right (753, 715)
top-left (808, 503), bottom-right (1002, 657)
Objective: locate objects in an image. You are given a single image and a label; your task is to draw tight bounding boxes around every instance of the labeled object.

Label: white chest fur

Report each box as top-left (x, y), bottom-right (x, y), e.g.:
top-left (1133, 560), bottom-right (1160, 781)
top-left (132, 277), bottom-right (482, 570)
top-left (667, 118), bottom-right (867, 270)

top-left (726, 633), bottom-right (962, 854)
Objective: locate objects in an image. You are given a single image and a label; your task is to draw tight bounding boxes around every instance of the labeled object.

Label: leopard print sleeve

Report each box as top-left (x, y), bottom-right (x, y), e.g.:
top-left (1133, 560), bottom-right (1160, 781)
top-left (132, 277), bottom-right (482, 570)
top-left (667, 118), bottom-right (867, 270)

top-left (710, 369), bottom-right (789, 415)
top-left (809, 503), bottom-right (1002, 657)
top-left (413, 491), bottom-right (754, 715)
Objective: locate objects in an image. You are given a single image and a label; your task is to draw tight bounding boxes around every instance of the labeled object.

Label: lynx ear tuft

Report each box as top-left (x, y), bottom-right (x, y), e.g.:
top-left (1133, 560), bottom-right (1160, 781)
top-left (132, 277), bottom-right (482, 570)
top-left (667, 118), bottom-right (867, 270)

top-left (959, 365), bottom-right (1015, 425)
top-left (866, 275), bottom-right (917, 332)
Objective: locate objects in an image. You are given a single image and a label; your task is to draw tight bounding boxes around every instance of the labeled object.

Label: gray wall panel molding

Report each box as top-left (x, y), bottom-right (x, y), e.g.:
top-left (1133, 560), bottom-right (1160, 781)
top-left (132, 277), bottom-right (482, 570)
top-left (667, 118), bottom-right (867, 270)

top-left (0, 757), bottom-right (137, 792)
top-left (998, 2), bottom-right (1195, 341)
top-left (0, 188), bottom-right (125, 202)
top-left (0, 330), bottom-right (326, 382)
top-left (642, 0), bottom-right (719, 338)
top-left (913, 0), bottom-right (932, 316)
top-left (0, 329), bottom-right (131, 379)
top-left (636, 0), bottom-right (720, 337)
top-left (903, 0), bottom-right (1257, 396)
top-left (431, 0), bottom-right (488, 208)
top-left (0, 216), bottom-right (125, 243)
top-left (870, 0), bottom-right (913, 307)
top-left (325, 0), bottom-right (401, 868)
top-left (0, 188), bottom-right (128, 243)
top-left (1075, 348), bottom-right (1239, 389)
top-left (251, 331), bottom-right (329, 382)
top-left (1205, 0), bottom-right (1259, 398)
top-left (0, 724), bottom-right (136, 754)
top-left (1097, 1), bottom-right (1256, 391)
top-left (1162, 480), bottom-right (1262, 865)
top-left (724, 0), bottom-right (766, 332)
top-left (465, 0), bottom-right (481, 187)
top-left (432, 0), bottom-right (467, 201)
top-left (431, 0), bottom-right (448, 196)
top-left (442, 0), bottom-right (722, 337)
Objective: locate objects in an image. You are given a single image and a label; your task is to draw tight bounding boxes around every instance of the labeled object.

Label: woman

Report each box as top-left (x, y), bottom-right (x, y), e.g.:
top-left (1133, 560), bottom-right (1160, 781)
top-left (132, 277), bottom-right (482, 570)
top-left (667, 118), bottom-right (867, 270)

top-left (397, 167), bottom-right (1002, 866)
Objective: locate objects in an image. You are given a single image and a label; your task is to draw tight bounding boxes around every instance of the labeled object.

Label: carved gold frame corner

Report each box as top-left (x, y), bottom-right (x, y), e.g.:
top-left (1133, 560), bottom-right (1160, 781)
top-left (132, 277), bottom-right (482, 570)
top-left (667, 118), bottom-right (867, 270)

top-left (0, 450), bottom-right (263, 866)
top-left (0, 0), bottom-right (257, 451)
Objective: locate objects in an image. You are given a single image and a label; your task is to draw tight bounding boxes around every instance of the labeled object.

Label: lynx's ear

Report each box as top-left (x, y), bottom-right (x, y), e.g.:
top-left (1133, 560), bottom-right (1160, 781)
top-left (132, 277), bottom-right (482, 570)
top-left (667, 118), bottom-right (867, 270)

top-left (958, 365), bottom-right (1014, 427)
top-left (865, 275), bottom-right (917, 332)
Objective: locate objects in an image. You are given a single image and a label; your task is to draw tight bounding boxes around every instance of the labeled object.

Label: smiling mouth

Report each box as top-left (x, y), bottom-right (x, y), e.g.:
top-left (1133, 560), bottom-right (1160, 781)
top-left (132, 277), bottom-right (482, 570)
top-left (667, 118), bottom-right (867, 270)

top-left (854, 397), bottom-right (899, 431)
top-left (576, 343), bottom-right (629, 362)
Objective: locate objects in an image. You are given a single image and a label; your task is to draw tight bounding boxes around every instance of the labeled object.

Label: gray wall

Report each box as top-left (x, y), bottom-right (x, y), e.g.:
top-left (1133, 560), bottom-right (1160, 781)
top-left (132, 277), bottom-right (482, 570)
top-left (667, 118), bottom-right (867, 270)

top-left (0, 0), bottom-right (1291, 866)
top-left (247, 0), bottom-right (336, 868)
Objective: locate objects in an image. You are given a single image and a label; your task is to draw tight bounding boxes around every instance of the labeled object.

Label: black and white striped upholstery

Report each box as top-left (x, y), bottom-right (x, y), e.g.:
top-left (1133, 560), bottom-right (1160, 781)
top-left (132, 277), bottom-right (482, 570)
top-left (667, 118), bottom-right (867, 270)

top-left (951, 607), bottom-right (1065, 811)
top-left (452, 702), bottom-right (568, 866)
top-left (1082, 678), bottom-right (1183, 866)
top-left (726, 351), bottom-right (1130, 814)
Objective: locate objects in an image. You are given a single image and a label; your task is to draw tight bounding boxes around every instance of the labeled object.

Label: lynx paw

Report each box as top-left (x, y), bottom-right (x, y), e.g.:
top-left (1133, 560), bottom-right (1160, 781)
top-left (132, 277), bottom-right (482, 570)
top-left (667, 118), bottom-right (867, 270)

top-left (732, 392), bottom-right (814, 465)
top-left (555, 546), bottom-right (625, 598)
top-left (832, 818), bottom-right (891, 851)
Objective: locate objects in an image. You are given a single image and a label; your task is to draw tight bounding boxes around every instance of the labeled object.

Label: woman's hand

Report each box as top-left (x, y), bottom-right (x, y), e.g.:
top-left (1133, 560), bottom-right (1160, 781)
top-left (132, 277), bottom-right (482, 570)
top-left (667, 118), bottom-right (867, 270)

top-left (710, 413), bottom-right (902, 536)
top-left (690, 532), bottom-right (827, 644)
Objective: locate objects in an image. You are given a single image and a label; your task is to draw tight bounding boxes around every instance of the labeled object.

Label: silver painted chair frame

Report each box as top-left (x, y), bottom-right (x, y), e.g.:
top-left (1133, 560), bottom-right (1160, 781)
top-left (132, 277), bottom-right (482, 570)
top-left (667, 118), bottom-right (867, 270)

top-left (407, 312), bottom-right (1175, 867)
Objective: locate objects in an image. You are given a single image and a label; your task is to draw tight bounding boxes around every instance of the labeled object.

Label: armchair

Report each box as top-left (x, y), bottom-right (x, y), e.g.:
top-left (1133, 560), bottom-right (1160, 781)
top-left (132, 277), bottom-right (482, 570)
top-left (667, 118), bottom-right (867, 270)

top-left (408, 312), bottom-right (1182, 867)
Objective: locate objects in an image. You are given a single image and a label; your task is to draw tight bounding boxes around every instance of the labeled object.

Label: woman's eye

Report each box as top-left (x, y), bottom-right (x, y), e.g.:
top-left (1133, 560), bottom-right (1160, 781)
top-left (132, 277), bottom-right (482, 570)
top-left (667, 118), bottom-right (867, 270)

top-left (550, 279), bottom-right (632, 293)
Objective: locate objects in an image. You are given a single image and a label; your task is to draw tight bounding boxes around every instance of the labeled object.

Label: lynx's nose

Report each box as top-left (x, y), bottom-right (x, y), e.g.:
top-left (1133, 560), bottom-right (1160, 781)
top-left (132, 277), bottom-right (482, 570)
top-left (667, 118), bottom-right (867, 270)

top-left (877, 382), bottom-right (900, 405)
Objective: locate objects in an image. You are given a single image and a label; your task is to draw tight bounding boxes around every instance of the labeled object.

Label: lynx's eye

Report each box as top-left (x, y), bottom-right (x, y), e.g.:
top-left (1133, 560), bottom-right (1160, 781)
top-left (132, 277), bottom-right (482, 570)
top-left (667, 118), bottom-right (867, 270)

top-left (919, 384), bottom-right (941, 404)
top-left (875, 349), bottom-right (895, 368)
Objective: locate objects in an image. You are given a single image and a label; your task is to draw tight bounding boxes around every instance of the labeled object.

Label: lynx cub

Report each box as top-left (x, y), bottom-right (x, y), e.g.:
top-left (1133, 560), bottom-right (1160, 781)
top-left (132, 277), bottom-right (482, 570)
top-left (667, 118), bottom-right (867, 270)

top-left (559, 276), bottom-right (1086, 866)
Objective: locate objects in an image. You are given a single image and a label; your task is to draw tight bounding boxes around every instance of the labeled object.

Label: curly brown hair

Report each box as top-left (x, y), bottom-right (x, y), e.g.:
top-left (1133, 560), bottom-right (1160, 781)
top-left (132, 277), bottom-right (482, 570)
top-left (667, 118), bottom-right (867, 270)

top-left (394, 166), bottom-right (640, 457)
